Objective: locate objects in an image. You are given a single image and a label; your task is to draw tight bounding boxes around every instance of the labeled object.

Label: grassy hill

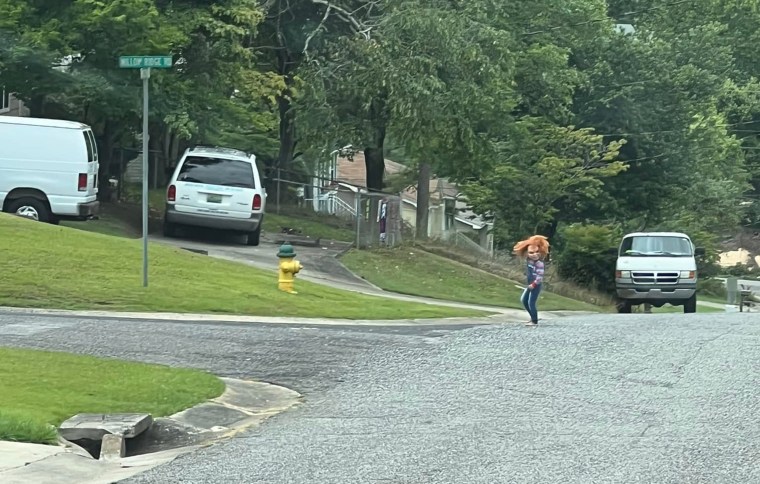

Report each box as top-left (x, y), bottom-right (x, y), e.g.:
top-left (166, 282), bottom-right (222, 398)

top-left (0, 214), bottom-right (486, 320)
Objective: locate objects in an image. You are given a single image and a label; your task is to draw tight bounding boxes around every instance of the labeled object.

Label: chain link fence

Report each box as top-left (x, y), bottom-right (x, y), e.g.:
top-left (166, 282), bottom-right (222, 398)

top-left (101, 147), bottom-right (169, 203)
top-left (270, 171), bottom-right (405, 248)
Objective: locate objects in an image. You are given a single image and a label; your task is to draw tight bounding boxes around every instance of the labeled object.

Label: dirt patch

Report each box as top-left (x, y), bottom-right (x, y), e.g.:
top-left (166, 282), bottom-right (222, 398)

top-left (719, 228), bottom-right (760, 269)
top-left (104, 201), bottom-right (163, 234)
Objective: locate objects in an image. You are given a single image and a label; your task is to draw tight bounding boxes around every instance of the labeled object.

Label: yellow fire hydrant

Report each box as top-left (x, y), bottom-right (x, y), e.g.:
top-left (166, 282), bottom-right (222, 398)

top-left (277, 243), bottom-right (303, 294)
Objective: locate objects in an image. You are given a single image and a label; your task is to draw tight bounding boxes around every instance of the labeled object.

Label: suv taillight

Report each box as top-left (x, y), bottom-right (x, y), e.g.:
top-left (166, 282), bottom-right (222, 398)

top-left (78, 173), bottom-right (87, 191)
top-left (167, 184), bottom-right (176, 202)
top-left (252, 194), bottom-right (262, 210)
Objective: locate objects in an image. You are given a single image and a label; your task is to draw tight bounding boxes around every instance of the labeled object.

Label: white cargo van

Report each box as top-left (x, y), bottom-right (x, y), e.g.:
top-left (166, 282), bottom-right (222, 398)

top-left (614, 232), bottom-right (705, 314)
top-left (164, 146), bottom-right (265, 246)
top-left (0, 116), bottom-right (99, 223)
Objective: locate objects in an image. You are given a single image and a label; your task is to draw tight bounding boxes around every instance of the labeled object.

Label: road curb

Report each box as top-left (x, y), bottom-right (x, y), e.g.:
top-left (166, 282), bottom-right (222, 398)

top-left (0, 378), bottom-right (300, 484)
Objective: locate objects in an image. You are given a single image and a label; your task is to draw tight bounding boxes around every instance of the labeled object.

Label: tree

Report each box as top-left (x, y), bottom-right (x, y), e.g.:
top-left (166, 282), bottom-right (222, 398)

top-left (463, 120), bottom-right (626, 245)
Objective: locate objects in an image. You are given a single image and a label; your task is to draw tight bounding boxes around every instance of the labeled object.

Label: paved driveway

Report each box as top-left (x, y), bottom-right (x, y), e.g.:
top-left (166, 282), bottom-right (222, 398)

top-left (2, 310), bottom-right (758, 483)
top-left (151, 229), bottom-right (373, 291)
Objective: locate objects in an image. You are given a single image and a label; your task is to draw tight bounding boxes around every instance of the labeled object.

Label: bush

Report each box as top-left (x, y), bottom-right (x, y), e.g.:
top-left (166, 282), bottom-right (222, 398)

top-left (698, 277), bottom-right (726, 299)
top-left (554, 223), bottom-right (621, 294)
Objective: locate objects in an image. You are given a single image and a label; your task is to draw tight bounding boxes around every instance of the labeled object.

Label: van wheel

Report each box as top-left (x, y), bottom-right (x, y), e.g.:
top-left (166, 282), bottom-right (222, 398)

top-left (246, 226), bottom-right (261, 246)
top-left (8, 198), bottom-right (50, 223)
top-left (684, 295), bottom-right (697, 313)
top-left (617, 300), bottom-right (632, 314)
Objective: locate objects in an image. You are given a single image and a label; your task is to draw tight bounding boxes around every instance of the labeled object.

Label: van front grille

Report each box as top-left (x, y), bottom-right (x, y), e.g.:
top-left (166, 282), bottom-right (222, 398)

top-left (632, 271), bottom-right (679, 284)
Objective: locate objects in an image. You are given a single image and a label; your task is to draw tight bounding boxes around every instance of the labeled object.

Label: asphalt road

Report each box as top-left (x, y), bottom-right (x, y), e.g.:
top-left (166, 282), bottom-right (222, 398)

top-left (2, 310), bottom-right (759, 483)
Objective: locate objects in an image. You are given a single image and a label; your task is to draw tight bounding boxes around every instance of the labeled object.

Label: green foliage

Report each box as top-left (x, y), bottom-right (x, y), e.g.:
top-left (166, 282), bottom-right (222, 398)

top-left (463, 120), bottom-right (626, 241)
top-left (553, 223), bottom-right (622, 294)
top-left (2, 0), bottom-right (758, 256)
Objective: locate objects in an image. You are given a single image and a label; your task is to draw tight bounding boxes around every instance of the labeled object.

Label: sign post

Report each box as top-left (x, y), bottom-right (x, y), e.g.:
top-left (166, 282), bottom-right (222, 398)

top-left (119, 55), bottom-right (173, 287)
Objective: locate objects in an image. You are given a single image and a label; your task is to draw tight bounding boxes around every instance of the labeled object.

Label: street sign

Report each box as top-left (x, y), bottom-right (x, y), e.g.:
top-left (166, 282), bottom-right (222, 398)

top-left (119, 55), bottom-right (173, 69)
top-left (118, 55), bottom-right (174, 287)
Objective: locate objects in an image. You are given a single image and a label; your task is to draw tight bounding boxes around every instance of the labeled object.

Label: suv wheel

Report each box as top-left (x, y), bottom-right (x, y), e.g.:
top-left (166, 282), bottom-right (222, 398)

top-left (163, 220), bottom-right (178, 238)
top-left (246, 226), bottom-right (261, 246)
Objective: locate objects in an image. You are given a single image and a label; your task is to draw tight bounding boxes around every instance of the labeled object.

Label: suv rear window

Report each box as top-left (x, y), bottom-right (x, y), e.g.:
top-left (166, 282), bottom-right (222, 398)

top-left (177, 156), bottom-right (256, 188)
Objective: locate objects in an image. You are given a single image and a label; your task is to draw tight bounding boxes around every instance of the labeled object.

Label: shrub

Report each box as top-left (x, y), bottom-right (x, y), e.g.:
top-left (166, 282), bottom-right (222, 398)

top-left (554, 223), bottom-right (621, 294)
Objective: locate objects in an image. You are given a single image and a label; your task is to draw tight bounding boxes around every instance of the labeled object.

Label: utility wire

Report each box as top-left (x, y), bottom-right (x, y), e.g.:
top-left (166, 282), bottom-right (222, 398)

top-left (522, 0), bottom-right (692, 36)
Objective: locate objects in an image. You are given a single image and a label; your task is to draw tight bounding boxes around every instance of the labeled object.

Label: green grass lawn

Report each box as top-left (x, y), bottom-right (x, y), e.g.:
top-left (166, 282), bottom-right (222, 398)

top-left (0, 214), bottom-right (485, 319)
top-left (0, 347), bottom-right (223, 444)
top-left (262, 212), bottom-right (355, 242)
top-left (61, 213), bottom-right (139, 239)
top-left (340, 247), bottom-right (600, 312)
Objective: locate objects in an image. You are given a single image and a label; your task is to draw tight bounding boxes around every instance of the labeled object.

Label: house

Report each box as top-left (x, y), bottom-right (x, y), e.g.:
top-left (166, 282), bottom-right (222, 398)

top-left (310, 152), bottom-right (406, 216)
top-left (313, 153), bottom-right (492, 251)
top-left (0, 89), bottom-right (30, 117)
top-left (399, 177), bottom-right (491, 250)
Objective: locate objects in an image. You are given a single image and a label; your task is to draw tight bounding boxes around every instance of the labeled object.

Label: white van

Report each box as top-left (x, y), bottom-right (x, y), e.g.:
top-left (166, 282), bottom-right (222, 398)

top-left (614, 232), bottom-right (704, 314)
top-left (0, 116), bottom-right (99, 223)
top-left (163, 146), bottom-right (266, 246)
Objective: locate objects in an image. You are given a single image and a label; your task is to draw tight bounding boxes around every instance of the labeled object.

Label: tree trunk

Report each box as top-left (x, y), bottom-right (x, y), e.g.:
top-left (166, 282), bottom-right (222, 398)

top-left (149, 123), bottom-right (163, 189)
top-left (97, 119), bottom-right (117, 202)
top-left (28, 94), bottom-right (45, 117)
top-left (364, 117), bottom-right (387, 192)
top-left (416, 162), bottom-right (432, 240)
top-left (277, 90), bottom-right (296, 175)
top-left (273, 49), bottom-right (296, 205)
top-left (364, 95), bottom-right (389, 191)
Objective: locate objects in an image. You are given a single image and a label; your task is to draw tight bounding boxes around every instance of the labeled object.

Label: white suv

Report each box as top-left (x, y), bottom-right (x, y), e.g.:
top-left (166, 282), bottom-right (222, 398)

top-left (164, 146), bottom-right (265, 246)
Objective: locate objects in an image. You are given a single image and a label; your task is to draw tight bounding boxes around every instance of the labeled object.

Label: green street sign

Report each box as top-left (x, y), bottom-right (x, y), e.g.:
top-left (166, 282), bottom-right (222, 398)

top-left (119, 56), bottom-right (173, 69)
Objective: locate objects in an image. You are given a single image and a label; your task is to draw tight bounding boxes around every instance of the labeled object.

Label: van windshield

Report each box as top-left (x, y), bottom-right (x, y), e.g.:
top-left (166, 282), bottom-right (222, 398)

top-left (620, 236), bottom-right (693, 257)
top-left (177, 156), bottom-right (255, 188)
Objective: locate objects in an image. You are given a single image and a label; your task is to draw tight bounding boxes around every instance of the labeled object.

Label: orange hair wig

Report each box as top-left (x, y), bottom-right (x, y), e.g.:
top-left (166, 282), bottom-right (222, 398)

top-left (513, 235), bottom-right (550, 258)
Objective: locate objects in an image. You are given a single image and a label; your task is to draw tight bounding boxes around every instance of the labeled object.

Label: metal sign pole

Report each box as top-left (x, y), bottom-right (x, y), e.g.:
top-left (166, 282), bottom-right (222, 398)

top-left (141, 67), bottom-right (151, 287)
top-left (119, 55), bottom-right (172, 288)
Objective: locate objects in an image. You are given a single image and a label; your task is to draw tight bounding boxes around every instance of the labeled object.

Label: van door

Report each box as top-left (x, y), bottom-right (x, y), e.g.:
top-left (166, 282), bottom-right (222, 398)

top-left (82, 129), bottom-right (99, 196)
top-left (173, 156), bottom-right (256, 219)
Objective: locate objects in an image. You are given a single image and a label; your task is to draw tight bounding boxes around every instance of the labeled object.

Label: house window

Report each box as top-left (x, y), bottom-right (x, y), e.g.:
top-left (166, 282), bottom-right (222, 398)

top-left (0, 88), bottom-right (9, 113)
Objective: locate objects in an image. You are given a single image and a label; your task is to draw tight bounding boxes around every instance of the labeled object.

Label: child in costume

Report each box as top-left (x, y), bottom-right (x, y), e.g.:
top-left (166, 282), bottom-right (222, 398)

top-left (513, 235), bottom-right (550, 326)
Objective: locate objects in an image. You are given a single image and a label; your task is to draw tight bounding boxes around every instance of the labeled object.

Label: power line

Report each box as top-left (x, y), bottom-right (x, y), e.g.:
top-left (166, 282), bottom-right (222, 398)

top-left (599, 120), bottom-right (760, 137)
top-left (522, 0), bottom-right (691, 36)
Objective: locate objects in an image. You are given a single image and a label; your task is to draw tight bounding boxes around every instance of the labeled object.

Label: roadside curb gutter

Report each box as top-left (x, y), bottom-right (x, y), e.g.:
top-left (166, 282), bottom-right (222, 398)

top-left (0, 378), bottom-right (301, 484)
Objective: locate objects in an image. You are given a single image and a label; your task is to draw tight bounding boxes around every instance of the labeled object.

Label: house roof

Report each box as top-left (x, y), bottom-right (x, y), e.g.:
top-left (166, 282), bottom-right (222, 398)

top-left (400, 178), bottom-right (458, 205)
top-left (336, 153), bottom-right (406, 188)
top-left (335, 153), bottom-right (488, 230)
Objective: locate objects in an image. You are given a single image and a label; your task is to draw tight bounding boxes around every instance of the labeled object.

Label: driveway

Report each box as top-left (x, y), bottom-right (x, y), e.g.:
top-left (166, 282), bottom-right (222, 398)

top-left (2, 310), bottom-right (758, 483)
top-left (150, 230), bottom-right (531, 314)
top-left (151, 228), bottom-right (374, 291)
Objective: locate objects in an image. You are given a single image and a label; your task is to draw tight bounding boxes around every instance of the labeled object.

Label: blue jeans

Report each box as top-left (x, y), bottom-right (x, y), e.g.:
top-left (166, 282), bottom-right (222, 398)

top-left (521, 284), bottom-right (542, 322)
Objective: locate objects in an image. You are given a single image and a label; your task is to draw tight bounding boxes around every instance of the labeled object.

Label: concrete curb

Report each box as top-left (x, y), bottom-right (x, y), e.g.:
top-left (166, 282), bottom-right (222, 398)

top-left (0, 378), bottom-right (301, 484)
top-left (0, 305), bottom-right (533, 326)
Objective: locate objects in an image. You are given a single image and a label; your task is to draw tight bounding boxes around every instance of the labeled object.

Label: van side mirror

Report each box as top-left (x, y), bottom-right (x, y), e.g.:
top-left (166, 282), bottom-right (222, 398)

top-left (605, 247), bottom-right (619, 255)
top-left (694, 247), bottom-right (705, 256)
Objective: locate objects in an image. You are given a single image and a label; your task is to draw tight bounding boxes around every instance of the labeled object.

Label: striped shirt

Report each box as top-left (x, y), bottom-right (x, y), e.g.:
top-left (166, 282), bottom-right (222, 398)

top-left (527, 260), bottom-right (545, 286)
